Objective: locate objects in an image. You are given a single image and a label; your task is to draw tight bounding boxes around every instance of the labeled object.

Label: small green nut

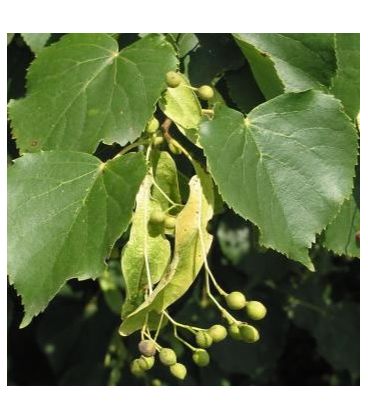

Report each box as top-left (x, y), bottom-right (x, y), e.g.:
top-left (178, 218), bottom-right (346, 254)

top-left (170, 363), bottom-right (187, 380)
top-left (130, 359), bottom-right (145, 377)
top-left (159, 348), bottom-right (177, 366)
top-left (146, 117), bottom-right (160, 134)
top-left (226, 291), bottom-right (247, 310)
top-left (152, 135), bottom-right (164, 147)
top-left (208, 324), bottom-right (228, 343)
top-left (137, 356), bottom-right (155, 371)
top-left (239, 324), bottom-right (260, 343)
top-left (166, 71), bottom-right (182, 88)
top-left (192, 349), bottom-right (210, 367)
top-left (197, 85), bottom-right (214, 101)
top-left (138, 339), bottom-right (157, 357)
top-left (149, 210), bottom-right (165, 225)
top-left (164, 215), bottom-right (176, 230)
top-left (195, 330), bottom-right (213, 348)
top-left (168, 141), bottom-right (182, 155)
top-left (246, 301), bottom-right (267, 321)
top-left (228, 324), bottom-right (241, 340)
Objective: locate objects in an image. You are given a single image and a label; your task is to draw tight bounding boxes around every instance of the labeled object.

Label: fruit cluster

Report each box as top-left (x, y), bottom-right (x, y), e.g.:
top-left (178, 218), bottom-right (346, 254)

top-left (128, 71), bottom-right (266, 382)
top-left (130, 291), bottom-right (267, 381)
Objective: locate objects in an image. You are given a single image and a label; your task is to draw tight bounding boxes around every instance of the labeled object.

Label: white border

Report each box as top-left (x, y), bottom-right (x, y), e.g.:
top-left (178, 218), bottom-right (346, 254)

top-left (1, 0), bottom-right (365, 419)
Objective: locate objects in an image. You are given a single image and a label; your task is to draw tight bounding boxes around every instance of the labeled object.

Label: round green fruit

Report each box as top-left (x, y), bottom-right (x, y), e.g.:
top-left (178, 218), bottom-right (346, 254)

top-left (195, 331), bottom-right (213, 348)
top-left (164, 215), bottom-right (176, 230)
top-left (149, 210), bottom-right (165, 225)
top-left (152, 135), bottom-right (164, 147)
top-left (208, 324), bottom-right (227, 343)
top-left (166, 71), bottom-right (182, 88)
top-left (146, 117), bottom-right (159, 134)
top-left (159, 348), bottom-right (177, 366)
top-left (197, 85), bottom-right (214, 101)
top-left (239, 324), bottom-right (260, 343)
top-left (138, 356), bottom-right (155, 371)
top-left (228, 324), bottom-right (241, 340)
top-left (170, 363), bottom-right (187, 380)
top-left (192, 349), bottom-right (210, 367)
top-left (130, 359), bottom-right (145, 377)
top-left (138, 339), bottom-right (157, 357)
top-left (226, 291), bottom-right (247, 310)
top-left (246, 301), bottom-right (267, 321)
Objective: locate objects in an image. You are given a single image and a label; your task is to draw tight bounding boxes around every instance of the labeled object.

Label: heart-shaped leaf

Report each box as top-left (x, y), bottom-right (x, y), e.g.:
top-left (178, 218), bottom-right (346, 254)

top-left (199, 90), bottom-right (357, 269)
top-left (8, 151), bottom-right (146, 326)
top-left (9, 33), bottom-right (177, 154)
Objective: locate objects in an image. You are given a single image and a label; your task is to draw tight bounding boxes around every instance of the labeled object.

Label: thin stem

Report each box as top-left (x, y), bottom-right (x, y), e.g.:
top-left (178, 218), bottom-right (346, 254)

top-left (182, 84), bottom-right (198, 91)
top-left (173, 324), bottom-right (197, 351)
top-left (169, 137), bottom-right (194, 162)
top-left (205, 271), bottom-right (238, 324)
top-left (151, 177), bottom-right (180, 207)
top-left (195, 181), bottom-right (228, 298)
top-left (166, 203), bottom-right (184, 212)
top-left (113, 138), bottom-right (148, 159)
top-left (154, 312), bottom-right (165, 341)
top-left (161, 118), bottom-right (194, 163)
top-left (163, 310), bottom-right (204, 333)
top-left (206, 265), bottom-right (228, 297)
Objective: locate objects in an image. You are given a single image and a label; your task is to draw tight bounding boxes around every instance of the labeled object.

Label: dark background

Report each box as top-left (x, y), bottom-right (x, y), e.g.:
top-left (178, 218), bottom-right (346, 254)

top-left (7, 34), bottom-right (360, 386)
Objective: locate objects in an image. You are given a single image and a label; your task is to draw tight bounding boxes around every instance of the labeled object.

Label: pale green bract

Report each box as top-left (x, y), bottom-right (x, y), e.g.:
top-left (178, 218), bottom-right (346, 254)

top-left (159, 73), bottom-right (202, 145)
top-left (199, 90), bottom-right (357, 269)
top-left (7, 151), bottom-right (146, 327)
top-left (119, 166), bottom-right (214, 335)
top-left (233, 33), bottom-right (335, 99)
top-left (151, 150), bottom-right (182, 211)
top-left (121, 174), bottom-right (171, 317)
top-left (9, 33), bottom-right (178, 154)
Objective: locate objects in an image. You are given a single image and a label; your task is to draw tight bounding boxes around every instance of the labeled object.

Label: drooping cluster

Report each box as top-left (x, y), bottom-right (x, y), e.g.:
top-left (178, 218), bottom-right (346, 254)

top-left (128, 71), bottom-right (267, 382)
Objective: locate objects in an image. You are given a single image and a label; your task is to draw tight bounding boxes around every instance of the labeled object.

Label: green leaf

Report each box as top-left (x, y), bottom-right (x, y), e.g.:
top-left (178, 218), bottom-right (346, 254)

top-left (8, 33), bottom-right (177, 154)
top-left (199, 91), bottom-right (357, 269)
top-left (8, 151), bottom-right (146, 327)
top-left (121, 174), bottom-right (171, 316)
top-left (21, 33), bottom-right (51, 54)
top-left (119, 165), bottom-right (214, 335)
top-left (168, 33), bottom-right (198, 58)
top-left (159, 73), bottom-right (202, 145)
top-left (330, 33), bottom-right (360, 120)
top-left (233, 33), bottom-right (335, 99)
top-left (323, 193), bottom-right (360, 258)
